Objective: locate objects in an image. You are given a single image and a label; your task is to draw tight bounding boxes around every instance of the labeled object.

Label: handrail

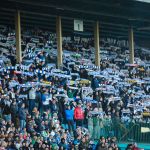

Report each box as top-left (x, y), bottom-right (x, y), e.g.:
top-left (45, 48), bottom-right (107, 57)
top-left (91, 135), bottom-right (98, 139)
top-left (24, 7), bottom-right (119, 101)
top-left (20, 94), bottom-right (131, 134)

top-left (118, 123), bottom-right (140, 142)
top-left (88, 118), bottom-right (150, 143)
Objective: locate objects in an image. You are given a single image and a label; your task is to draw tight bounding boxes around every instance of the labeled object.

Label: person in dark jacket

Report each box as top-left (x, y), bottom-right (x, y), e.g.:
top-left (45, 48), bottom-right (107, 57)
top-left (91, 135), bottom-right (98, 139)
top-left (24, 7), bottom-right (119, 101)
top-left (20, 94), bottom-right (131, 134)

top-left (50, 99), bottom-right (58, 114)
top-left (36, 87), bottom-right (42, 109)
top-left (18, 103), bottom-right (27, 131)
top-left (59, 138), bottom-right (68, 150)
top-left (2, 98), bottom-right (11, 123)
top-left (92, 77), bottom-right (99, 89)
top-left (3, 103), bottom-right (11, 117)
top-left (96, 137), bottom-right (108, 150)
top-left (96, 143), bottom-right (108, 150)
top-left (78, 137), bottom-right (89, 150)
top-left (10, 100), bottom-right (18, 127)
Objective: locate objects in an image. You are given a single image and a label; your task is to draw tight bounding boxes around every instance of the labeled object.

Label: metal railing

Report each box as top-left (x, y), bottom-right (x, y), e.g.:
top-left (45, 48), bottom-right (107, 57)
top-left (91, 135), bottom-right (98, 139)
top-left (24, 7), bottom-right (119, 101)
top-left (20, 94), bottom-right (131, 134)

top-left (88, 117), bottom-right (150, 143)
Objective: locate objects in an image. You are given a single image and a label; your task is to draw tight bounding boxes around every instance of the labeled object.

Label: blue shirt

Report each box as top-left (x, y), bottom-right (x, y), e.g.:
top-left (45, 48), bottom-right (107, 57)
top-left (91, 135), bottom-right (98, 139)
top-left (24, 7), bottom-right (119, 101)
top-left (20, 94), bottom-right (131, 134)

top-left (65, 109), bottom-right (74, 120)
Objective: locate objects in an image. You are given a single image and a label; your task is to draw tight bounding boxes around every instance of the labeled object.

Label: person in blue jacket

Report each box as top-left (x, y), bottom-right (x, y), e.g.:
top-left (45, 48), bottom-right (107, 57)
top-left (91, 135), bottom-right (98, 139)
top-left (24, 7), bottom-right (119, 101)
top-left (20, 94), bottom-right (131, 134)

top-left (92, 77), bottom-right (99, 90)
top-left (41, 88), bottom-right (51, 113)
top-left (65, 105), bottom-right (75, 133)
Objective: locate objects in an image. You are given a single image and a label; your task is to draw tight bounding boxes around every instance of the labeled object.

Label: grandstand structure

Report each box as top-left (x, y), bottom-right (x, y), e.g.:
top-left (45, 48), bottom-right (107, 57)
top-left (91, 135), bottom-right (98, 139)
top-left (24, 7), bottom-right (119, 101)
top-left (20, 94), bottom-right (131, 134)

top-left (0, 0), bottom-right (150, 67)
top-left (0, 1), bottom-right (150, 149)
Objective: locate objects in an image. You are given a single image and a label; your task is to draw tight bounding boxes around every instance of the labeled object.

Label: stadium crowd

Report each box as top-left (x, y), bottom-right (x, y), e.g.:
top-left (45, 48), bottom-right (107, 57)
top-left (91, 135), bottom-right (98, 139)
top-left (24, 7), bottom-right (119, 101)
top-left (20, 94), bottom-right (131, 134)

top-left (0, 25), bottom-right (149, 150)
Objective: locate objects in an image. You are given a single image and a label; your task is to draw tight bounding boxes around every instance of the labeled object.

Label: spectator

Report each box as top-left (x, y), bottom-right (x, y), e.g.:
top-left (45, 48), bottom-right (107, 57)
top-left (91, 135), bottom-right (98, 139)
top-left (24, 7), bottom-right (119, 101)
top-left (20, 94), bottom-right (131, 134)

top-left (28, 87), bottom-right (36, 114)
top-left (59, 138), bottom-right (68, 149)
top-left (78, 137), bottom-right (88, 150)
top-left (96, 136), bottom-right (108, 150)
top-left (0, 26), bottom-right (148, 150)
top-left (74, 102), bottom-right (84, 127)
top-left (41, 88), bottom-right (51, 112)
top-left (65, 105), bottom-right (75, 134)
top-left (18, 103), bottom-right (27, 131)
top-left (10, 100), bottom-right (18, 127)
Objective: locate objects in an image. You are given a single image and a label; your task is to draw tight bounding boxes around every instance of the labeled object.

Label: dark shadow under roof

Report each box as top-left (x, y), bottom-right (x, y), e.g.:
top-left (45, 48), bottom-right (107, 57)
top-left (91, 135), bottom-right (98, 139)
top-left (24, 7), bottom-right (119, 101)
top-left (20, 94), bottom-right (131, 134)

top-left (0, 0), bottom-right (150, 39)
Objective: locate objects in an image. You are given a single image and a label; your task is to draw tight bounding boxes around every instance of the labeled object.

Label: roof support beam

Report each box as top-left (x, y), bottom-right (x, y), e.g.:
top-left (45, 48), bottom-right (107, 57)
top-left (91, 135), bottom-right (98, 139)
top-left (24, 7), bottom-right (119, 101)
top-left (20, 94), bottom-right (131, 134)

top-left (15, 10), bottom-right (22, 63)
top-left (56, 16), bottom-right (63, 68)
top-left (129, 28), bottom-right (135, 64)
top-left (94, 21), bottom-right (100, 66)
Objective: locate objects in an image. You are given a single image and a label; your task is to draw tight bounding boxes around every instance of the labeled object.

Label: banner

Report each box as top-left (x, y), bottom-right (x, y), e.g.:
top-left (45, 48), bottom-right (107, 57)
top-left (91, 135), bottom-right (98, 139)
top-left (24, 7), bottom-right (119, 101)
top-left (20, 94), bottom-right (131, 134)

top-left (141, 127), bottom-right (150, 133)
top-left (82, 87), bottom-right (93, 99)
top-left (74, 19), bottom-right (83, 31)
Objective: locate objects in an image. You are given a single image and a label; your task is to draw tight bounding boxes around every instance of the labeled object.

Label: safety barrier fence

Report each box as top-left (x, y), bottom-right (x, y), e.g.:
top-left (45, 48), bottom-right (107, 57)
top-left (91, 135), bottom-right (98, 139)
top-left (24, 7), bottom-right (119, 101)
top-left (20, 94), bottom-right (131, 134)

top-left (88, 117), bottom-right (150, 143)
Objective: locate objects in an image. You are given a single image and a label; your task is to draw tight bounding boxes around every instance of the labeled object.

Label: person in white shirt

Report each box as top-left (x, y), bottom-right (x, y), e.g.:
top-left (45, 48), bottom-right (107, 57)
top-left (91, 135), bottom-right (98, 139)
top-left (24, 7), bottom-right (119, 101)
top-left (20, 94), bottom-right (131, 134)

top-left (28, 87), bottom-right (36, 114)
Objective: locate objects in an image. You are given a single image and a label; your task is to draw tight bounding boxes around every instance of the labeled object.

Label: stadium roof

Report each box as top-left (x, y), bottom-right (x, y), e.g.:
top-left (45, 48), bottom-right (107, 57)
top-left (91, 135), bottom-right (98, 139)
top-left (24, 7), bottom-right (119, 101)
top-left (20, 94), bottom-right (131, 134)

top-left (135, 0), bottom-right (150, 3)
top-left (0, 0), bottom-right (150, 39)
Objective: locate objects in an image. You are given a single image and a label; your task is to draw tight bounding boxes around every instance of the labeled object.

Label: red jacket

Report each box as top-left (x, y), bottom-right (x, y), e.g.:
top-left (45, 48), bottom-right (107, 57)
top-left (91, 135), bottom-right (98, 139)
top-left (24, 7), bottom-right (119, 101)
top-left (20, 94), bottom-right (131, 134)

top-left (74, 106), bottom-right (84, 120)
top-left (132, 146), bottom-right (140, 150)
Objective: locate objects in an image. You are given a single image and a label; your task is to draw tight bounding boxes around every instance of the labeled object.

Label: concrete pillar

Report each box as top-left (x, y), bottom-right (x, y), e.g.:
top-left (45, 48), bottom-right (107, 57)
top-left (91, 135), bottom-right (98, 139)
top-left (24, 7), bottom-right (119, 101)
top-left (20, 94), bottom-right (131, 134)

top-left (94, 21), bottom-right (100, 66)
top-left (56, 16), bottom-right (62, 68)
top-left (15, 10), bottom-right (22, 63)
top-left (128, 28), bottom-right (134, 64)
